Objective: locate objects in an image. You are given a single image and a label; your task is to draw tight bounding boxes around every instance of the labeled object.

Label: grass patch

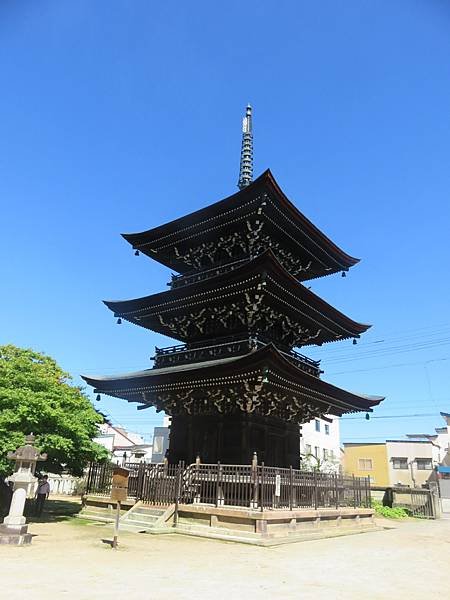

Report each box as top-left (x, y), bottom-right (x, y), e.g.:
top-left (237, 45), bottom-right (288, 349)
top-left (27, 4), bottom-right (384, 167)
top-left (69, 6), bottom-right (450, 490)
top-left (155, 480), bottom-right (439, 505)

top-left (372, 499), bottom-right (408, 519)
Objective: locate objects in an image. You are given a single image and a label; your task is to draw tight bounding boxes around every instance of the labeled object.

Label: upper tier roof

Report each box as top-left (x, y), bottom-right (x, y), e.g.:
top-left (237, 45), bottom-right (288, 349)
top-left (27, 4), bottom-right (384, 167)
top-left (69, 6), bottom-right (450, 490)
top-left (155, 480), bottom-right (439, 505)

top-left (122, 170), bottom-right (359, 281)
top-left (104, 250), bottom-right (369, 347)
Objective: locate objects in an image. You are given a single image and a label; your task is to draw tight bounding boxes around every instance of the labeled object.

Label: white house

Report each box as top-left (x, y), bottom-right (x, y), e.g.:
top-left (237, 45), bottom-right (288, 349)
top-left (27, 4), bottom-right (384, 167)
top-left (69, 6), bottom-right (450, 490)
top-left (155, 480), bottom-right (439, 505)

top-left (94, 424), bottom-right (153, 463)
top-left (300, 416), bottom-right (340, 472)
top-left (405, 412), bottom-right (450, 464)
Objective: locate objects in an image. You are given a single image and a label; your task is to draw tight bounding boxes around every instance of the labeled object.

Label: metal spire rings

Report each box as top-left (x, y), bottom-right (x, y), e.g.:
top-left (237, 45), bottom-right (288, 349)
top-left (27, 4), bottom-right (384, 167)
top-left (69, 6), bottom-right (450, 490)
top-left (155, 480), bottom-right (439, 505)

top-left (238, 104), bottom-right (253, 190)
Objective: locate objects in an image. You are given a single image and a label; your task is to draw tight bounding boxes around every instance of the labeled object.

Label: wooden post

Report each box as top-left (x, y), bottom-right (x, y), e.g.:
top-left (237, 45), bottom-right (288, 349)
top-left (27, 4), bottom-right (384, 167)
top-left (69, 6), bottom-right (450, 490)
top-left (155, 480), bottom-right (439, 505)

top-left (251, 452), bottom-right (258, 509)
top-left (173, 461), bottom-right (183, 526)
top-left (313, 469), bottom-right (318, 510)
top-left (289, 466), bottom-right (294, 511)
top-left (112, 501), bottom-right (120, 549)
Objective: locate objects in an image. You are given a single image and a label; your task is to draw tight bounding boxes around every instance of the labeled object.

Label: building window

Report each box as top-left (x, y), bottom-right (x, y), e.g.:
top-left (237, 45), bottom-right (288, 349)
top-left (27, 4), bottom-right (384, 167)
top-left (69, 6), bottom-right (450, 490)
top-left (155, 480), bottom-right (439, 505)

top-left (315, 419), bottom-right (320, 432)
top-left (325, 424), bottom-right (330, 435)
top-left (392, 457), bottom-right (408, 470)
top-left (416, 458), bottom-right (432, 470)
top-left (323, 448), bottom-right (328, 460)
top-left (314, 446), bottom-right (320, 458)
top-left (305, 444), bottom-right (312, 455)
top-left (358, 458), bottom-right (373, 470)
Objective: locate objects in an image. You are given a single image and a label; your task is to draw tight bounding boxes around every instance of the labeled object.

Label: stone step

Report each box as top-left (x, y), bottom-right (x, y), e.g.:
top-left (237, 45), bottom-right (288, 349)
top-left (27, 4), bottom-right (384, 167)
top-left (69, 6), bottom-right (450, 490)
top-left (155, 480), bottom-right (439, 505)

top-left (132, 507), bottom-right (167, 517)
top-left (126, 512), bottom-right (160, 522)
top-left (123, 518), bottom-right (159, 527)
top-left (117, 503), bottom-right (174, 533)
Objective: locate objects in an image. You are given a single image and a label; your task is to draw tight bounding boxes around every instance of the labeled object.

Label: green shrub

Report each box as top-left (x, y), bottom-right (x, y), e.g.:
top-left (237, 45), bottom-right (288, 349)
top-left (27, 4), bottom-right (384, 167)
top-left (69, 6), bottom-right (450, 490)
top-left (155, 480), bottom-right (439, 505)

top-left (371, 499), bottom-right (408, 519)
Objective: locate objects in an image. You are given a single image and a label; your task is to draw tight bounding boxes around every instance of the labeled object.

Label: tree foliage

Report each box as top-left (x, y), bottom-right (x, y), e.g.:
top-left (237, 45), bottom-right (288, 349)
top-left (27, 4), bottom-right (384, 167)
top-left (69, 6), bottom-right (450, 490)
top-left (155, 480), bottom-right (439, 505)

top-left (300, 452), bottom-right (340, 474)
top-left (0, 345), bottom-right (109, 477)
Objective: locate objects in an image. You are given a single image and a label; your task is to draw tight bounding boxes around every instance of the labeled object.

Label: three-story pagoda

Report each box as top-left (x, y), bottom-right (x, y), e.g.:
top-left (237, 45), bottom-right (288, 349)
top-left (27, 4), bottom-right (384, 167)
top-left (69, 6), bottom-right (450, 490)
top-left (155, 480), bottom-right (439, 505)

top-left (83, 106), bottom-right (383, 468)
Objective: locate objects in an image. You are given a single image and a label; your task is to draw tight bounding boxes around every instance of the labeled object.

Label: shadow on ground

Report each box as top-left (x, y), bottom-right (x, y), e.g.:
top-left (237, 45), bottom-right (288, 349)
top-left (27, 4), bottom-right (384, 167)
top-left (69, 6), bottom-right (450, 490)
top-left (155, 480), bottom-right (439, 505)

top-left (25, 498), bottom-right (82, 523)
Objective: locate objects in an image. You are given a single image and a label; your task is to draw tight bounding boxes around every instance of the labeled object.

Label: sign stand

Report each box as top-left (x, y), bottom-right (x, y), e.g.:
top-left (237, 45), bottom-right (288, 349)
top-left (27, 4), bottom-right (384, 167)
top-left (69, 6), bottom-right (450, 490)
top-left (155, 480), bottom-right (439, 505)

top-left (110, 466), bottom-right (129, 550)
top-left (112, 500), bottom-right (121, 550)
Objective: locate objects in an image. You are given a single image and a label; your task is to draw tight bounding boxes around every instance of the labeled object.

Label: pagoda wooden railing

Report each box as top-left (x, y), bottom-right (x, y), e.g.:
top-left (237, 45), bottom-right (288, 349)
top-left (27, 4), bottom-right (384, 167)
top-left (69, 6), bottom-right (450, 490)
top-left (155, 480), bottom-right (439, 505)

top-left (169, 257), bottom-right (250, 289)
top-left (85, 461), bottom-right (370, 511)
top-left (152, 336), bottom-right (321, 376)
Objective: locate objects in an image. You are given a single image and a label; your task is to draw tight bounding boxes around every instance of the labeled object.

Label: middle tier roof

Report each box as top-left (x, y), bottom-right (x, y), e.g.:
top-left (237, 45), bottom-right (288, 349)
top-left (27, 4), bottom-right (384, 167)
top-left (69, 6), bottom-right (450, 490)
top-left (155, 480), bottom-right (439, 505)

top-left (105, 250), bottom-right (369, 347)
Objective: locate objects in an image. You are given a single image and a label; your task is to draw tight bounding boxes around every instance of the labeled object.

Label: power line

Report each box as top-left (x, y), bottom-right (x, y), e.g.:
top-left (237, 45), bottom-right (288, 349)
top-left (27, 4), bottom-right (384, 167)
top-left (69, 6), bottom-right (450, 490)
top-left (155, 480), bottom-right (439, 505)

top-left (342, 412), bottom-right (440, 421)
top-left (328, 356), bottom-right (450, 376)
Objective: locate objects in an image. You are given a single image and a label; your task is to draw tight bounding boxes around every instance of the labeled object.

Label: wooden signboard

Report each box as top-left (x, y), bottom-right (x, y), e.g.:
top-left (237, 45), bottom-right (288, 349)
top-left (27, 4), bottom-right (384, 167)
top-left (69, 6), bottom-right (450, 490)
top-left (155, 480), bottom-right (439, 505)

top-left (111, 466), bottom-right (129, 503)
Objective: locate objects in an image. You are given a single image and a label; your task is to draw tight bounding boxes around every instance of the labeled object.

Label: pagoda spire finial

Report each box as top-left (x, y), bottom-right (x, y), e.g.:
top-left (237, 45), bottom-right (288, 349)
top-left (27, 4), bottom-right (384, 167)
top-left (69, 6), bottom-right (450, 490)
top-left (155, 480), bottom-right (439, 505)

top-left (238, 104), bottom-right (253, 190)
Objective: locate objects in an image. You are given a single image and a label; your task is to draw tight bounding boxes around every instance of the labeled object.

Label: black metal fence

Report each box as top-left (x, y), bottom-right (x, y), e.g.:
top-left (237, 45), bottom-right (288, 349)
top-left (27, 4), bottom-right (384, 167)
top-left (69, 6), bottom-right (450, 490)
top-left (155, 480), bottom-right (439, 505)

top-left (85, 461), bottom-right (371, 511)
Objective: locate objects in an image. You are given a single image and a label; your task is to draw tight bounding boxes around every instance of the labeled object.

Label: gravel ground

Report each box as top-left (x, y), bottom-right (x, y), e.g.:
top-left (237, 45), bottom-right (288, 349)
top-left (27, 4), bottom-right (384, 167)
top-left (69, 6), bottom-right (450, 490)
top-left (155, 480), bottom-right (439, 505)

top-left (1, 500), bottom-right (450, 600)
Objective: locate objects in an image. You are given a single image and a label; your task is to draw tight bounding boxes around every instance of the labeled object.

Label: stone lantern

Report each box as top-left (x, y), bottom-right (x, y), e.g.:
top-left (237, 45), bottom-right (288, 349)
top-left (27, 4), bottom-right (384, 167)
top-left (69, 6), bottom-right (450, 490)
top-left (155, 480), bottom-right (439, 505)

top-left (0, 433), bottom-right (47, 545)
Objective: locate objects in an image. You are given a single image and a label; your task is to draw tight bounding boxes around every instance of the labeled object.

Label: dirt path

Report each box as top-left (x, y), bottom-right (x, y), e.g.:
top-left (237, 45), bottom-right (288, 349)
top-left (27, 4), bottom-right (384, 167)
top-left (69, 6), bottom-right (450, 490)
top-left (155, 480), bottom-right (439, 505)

top-left (2, 504), bottom-right (450, 600)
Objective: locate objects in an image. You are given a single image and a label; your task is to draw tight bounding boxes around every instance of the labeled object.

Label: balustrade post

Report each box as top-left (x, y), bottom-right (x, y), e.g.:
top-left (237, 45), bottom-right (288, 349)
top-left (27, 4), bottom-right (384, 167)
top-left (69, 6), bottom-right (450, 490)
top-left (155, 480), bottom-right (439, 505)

top-left (260, 462), bottom-right (265, 511)
top-left (194, 455), bottom-right (201, 504)
top-left (137, 462), bottom-right (145, 500)
top-left (334, 473), bottom-right (339, 510)
top-left (289, 466), bottom-right (293, 511)
top-left (216, 462), bottom-right (223, 507)
top-left (86, 462), bottom-right (93, 495)
top-left (174, 461), bottom-right (183, 525)
top-left (251, 452), bottom-right (258, 509)
top-left (313, 469), bottom-right (318, 510)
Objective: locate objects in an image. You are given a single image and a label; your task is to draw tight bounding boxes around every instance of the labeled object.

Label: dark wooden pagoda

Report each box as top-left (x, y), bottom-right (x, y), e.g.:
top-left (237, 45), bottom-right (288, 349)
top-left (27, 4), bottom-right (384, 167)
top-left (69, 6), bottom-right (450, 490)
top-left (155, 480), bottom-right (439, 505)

top-left (83, 107), bottom-right (383, 468)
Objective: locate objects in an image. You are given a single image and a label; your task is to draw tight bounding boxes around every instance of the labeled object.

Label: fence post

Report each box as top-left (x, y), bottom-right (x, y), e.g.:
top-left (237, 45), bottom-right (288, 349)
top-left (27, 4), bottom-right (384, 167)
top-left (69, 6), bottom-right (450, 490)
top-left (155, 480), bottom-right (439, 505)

top-left (335, 473), bottom-right (339, 509)
top-left (251, 452), bottom-right (258, 509)
top-left (313, 469), bottom-right (318, 510)
top-left (173, 461), bottom-right (183, 526)
top-left (194, 455), bottom-right (201, 504)
top-left (86, 462), bottom-right (93, 495)
top-left (216, 462), bottom-right (222, 507)
top-left (353, 475), bottom-right (357, 508)
top-left (137, 462), bottom-right (145, 500)
top-left (260, 462), bottom-right (265, 511)
top-left (289, 466), bottom-right (293, 511)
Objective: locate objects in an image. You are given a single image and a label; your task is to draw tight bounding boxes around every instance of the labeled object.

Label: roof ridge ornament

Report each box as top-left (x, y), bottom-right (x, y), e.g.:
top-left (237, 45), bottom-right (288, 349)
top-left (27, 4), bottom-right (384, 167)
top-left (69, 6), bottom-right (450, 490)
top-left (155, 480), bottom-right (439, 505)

top-left (238, 104), bottom-right (253, 190)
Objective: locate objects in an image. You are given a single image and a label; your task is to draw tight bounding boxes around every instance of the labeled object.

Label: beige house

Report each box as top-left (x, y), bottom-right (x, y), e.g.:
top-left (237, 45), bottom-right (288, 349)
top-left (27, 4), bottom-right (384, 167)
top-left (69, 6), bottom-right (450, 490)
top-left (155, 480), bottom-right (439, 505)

top-left (386, 440), bottom-right (434, 487)
top-left (344, 439), bottom-right (435, 488)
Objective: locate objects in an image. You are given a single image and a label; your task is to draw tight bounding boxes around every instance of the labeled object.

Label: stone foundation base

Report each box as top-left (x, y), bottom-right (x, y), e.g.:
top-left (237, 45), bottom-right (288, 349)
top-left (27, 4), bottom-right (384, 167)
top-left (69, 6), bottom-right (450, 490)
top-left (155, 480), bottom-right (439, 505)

top-left (0, 524), bottom-right (32, 545)
top-left (175, 505), bottom-right (378, 545)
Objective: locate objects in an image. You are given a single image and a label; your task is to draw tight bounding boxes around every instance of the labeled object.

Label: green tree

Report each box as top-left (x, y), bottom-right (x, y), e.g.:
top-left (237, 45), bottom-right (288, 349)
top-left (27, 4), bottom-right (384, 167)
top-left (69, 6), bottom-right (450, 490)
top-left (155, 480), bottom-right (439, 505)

top-left (0, 345), bottom-right (109, 477)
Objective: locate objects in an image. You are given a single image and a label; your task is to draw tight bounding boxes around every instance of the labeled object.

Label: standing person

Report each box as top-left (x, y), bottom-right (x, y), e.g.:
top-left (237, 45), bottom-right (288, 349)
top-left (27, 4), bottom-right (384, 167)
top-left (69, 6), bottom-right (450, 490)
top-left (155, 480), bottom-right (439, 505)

top-left (35, 475), bottom-right (50, 517)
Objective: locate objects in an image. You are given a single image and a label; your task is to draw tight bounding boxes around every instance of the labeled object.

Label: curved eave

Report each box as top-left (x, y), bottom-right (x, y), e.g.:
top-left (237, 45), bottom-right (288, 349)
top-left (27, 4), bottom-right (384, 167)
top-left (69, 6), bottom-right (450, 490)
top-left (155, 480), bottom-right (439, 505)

top-left (121, 169), bottom-right (359, 271)
top-left (263, 170), bottom-right (359, 269)
top-left (82, 343), bottom-right (384, 416)
top-left (103, 249), bottom-right (370, 341)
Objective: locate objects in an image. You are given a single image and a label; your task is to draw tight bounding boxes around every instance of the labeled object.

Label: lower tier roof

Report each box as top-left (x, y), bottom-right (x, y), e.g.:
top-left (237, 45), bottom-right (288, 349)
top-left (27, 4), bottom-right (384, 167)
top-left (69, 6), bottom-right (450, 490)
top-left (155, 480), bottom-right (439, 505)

top-left (82, 344), bottom-right (383, 424)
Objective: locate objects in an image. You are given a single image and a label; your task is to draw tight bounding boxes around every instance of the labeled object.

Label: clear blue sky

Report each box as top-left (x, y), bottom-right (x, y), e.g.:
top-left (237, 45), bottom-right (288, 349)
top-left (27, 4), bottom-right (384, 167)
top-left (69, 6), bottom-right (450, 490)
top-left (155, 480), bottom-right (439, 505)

top-left (1, 1), bottom-right (450, 444)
